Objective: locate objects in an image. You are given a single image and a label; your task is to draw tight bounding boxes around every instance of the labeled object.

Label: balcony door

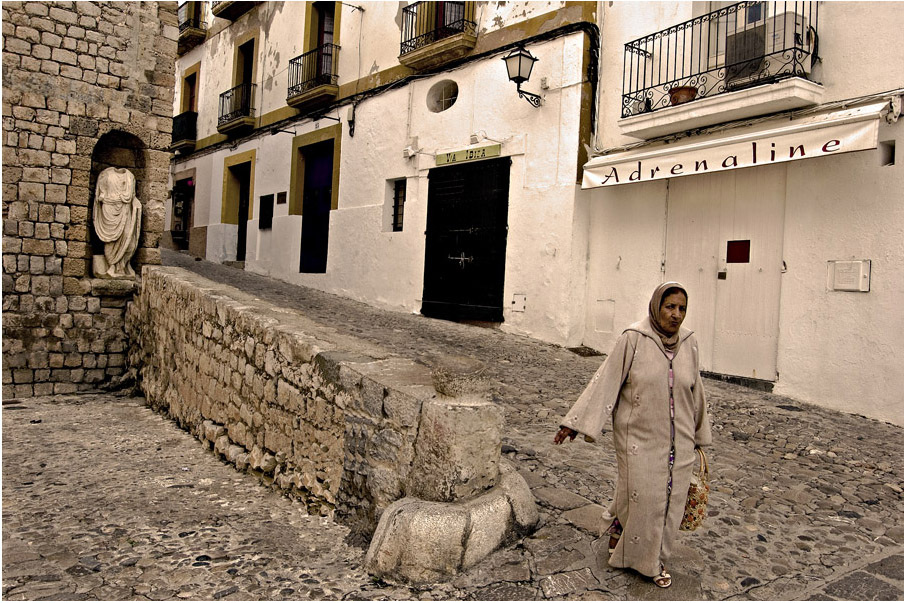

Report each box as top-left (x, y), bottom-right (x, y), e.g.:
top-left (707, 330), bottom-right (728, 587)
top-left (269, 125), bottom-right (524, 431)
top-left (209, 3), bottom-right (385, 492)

top-left (314, 2), bottom-right (335, 81)
top-left (184, 72), bottom-right (197, 112)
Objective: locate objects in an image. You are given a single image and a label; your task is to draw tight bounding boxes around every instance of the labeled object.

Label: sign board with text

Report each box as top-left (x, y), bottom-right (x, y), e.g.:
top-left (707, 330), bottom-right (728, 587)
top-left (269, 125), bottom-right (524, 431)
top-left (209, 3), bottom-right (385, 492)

top-left (436, 144), bottom-right (501, 167)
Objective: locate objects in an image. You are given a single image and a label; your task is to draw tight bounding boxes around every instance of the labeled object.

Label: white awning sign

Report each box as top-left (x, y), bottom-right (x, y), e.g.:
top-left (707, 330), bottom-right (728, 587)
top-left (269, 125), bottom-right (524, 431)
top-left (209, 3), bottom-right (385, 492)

top-left (582, 103), bottom-right (886, 188)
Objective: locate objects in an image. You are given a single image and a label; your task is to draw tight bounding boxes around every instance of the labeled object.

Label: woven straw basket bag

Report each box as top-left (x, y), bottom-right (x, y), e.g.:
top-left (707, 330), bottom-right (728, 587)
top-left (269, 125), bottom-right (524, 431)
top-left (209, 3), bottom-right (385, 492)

top-left (680, 447), bottom-right (710, 531)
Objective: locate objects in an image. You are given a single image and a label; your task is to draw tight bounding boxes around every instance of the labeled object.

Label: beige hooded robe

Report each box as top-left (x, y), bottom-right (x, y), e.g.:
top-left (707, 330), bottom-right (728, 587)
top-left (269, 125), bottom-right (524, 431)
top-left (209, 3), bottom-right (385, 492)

top-left (560, 318), bottom-right (712, 577)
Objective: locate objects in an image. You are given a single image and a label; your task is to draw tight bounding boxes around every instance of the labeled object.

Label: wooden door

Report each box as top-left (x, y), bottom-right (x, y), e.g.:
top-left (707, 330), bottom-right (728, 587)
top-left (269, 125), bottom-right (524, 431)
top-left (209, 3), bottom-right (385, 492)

top-left (421, 157), bottom-right (511, 322)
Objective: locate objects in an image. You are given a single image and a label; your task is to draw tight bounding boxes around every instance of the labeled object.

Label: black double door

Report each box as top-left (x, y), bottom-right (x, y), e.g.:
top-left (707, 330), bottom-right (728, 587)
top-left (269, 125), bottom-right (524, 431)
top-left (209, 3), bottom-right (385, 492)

top-left (421, 157), bottom-right (511, 322)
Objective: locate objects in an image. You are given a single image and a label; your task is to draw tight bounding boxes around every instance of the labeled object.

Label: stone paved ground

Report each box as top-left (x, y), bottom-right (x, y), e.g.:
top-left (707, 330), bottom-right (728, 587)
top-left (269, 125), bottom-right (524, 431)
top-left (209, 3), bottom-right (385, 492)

top-left (2, 249), bottom-right (903, 600)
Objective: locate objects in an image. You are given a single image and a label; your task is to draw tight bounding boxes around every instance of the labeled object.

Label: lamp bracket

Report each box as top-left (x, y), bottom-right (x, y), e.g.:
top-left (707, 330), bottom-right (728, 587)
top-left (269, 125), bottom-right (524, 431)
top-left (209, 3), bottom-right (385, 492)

top-left (517, 84), bottom-right (543, 108)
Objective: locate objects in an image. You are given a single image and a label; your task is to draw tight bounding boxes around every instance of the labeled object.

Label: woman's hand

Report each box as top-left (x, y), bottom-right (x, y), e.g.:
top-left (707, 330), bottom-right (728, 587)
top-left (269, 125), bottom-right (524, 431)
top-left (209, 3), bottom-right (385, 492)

top-left (553, 426), bottom-right (578, 445)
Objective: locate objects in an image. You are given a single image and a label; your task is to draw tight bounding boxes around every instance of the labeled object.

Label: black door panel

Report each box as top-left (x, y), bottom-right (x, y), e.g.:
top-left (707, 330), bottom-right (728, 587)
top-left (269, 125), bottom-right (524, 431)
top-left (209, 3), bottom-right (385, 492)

top-left (421, 157), bottom-right (511, 322)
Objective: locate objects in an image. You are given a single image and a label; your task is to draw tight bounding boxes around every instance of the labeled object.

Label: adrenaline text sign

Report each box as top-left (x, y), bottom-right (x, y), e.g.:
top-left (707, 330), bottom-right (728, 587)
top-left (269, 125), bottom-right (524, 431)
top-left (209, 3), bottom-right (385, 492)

top-left (583, 106), bottom-right (884, 188)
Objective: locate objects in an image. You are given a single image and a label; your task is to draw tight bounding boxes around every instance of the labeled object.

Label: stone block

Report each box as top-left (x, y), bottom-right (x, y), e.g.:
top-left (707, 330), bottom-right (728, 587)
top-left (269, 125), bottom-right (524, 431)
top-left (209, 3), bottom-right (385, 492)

top-left (365, 498), bottom-right (468, 585)
top-left (51, 46), bottom-right (77, 65)
top-left (33, 382), bottom-right (54, 396)
top-left (90, 278), bottom-right (135, 297)
top-left (532, 487), bottom-right (592, 511)
top-left (407, 398), bottom-right (503, 503)
top-left (19, 181), bottom-right (44, 201)
top-left (365, 466), bottom-right (539, 586)
top-left (21, 167), bottom-right (49, 183)
top-left (48, 6), bottom-right (78, 24)
top-left (134, 247), bottom-right (160, 265)
top-left (38, 203), bottom-right (54, 222)
top-left (5, 37), bottom-right (32, 55)
top-left (45, 183), bottom-right (66, 203)
top-left (561, 503), bottom-right (607, 536)
top-left (22, 238), bottom-right (54, 256)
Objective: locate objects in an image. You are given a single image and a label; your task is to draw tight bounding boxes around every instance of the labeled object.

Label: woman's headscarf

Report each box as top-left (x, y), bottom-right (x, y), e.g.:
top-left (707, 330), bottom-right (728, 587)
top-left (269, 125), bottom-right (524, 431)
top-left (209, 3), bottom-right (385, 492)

top-left (648, 281), bottom-right (688, 352)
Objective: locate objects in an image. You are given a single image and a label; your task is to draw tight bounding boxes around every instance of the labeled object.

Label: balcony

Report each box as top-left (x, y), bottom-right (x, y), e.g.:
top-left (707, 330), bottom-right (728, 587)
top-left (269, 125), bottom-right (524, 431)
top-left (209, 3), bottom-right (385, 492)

top-left (211, 1), bottom-right (259, 21)
top-left (286, 44), bottom-right (340, 109)
top-left (177, 2), bottom-right (206, 54)
top-left (217, 82), bottom-right (256, 134)
top-left (170, 111), bottom-right (198, 153)
top-left (399, 1), bottom-right (477, 71)
top-left (620, 1), bottom-right (823, 139)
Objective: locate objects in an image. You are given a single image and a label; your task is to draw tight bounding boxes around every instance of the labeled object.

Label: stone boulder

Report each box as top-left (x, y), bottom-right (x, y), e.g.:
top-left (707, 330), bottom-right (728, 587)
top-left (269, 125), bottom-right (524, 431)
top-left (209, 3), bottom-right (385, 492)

top-left (364, 461), bottom-right (539, 585)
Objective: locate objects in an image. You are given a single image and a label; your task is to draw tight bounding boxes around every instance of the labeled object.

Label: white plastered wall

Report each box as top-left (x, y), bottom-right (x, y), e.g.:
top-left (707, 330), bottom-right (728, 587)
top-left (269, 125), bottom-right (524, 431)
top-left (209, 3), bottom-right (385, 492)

top-left (580, 1), bottom-right (904, 425)
top-left (774, 121), bottom-right (904, 426)
top-left (242, 33), bottom-right (588, 346)
top-left (581, 179), bottom-right (668, 355)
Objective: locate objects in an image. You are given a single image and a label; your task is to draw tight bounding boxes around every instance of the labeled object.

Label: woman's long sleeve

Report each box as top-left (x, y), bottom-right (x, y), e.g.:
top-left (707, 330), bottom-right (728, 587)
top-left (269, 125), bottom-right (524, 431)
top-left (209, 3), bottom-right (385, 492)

top-left (691, 343), bottom-right (713, 447)
top-left (560, 332), bottom-right (635, 442)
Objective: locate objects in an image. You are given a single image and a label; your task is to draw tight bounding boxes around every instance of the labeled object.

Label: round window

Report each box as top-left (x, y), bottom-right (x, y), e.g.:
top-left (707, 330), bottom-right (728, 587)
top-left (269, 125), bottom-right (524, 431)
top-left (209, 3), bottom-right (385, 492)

top-left (427, 80), bottom-right (458, 113)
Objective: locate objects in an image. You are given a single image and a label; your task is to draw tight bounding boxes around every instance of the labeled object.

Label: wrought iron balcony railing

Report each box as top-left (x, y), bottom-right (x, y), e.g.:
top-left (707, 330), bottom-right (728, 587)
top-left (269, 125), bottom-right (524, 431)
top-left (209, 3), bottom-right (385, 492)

top-left (622, 1), bottom-right (818, 118)
top-left (400, 1), bottom-right (476, 56)
top-left (287, 44), bottom-right (340, 99)
top-left (218, 82), bottom-right (256, 126)
top-left (172, 111), bottom-right (198, 144)
top-left (179, 14), bottom-right (203, 32)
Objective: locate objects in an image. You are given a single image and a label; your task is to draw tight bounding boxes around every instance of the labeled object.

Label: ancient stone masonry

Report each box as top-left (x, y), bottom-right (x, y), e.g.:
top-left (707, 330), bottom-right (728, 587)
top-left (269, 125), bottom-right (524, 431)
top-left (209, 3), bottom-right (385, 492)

top-left (128, 266), bottom-right (541, 569)
top-left (2, 2), bottom-right (176, 398)
top-left (127, 267), bottom-right (439, 533)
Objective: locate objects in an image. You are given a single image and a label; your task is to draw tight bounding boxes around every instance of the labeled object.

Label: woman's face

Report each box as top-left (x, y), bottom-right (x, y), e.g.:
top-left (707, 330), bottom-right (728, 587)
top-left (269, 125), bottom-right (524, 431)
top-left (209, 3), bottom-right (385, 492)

top-left (658, 291), bottom-right (687, 336)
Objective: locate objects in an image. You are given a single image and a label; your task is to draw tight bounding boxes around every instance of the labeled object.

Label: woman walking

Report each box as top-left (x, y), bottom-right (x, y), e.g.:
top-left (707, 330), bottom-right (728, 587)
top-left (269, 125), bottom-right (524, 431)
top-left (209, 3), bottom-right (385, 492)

top-left (554, 282), bottom-right (712, 588)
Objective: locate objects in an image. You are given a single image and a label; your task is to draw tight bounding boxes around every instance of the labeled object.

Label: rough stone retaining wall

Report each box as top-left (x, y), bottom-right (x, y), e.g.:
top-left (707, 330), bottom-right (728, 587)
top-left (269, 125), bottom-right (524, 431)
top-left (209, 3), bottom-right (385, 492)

top-left (127, 266), bottom-right (441, 536)
top-left (2, 1), bottom-right (176, 398)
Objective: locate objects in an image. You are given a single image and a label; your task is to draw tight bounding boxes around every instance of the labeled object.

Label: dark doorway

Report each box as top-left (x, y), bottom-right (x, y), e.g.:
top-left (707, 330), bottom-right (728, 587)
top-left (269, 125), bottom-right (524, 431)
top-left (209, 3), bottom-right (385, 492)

top-left (228, 162), bottom-right (251, 262)
top-left (421, 157), bottom-right (511, 322)
top-left (184, 72), bottom-right (198, 112)
top-left (237, 39), bottom-right (255, 87)
top-left (171, 177), bottom-right (194, 250)
top-left (299, 140), bottom-right (333, 273)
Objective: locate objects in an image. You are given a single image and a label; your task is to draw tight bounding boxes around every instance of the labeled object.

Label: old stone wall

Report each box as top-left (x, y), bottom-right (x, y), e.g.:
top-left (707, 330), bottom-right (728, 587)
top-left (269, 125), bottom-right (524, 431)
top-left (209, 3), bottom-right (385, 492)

top-left (127, 267), bottom-right (440, 537)
top-left (2, 1), bottom-right (177, 398)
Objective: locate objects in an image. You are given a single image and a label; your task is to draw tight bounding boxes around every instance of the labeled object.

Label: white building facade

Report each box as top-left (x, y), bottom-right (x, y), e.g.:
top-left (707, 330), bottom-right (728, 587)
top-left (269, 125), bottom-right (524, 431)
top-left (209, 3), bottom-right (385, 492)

top-left (169, 1), bottom-right (903, 425)
top-left (583, 1), bottom-right (904, 425)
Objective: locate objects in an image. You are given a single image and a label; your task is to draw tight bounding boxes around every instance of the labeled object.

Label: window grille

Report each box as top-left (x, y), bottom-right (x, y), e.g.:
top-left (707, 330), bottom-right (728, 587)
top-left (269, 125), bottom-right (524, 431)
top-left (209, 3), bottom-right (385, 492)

top-left (392, 179), bottom-right (406, 232)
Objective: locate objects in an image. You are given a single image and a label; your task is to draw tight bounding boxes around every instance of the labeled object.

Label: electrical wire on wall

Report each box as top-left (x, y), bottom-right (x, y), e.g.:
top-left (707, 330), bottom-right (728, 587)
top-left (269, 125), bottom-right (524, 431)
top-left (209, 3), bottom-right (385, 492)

top-left (186, 13), bottom-right (602, 161)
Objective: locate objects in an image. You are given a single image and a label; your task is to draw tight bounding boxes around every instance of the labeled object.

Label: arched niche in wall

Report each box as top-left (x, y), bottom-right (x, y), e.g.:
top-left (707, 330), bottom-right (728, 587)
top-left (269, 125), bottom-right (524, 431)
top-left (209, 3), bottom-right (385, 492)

top-left (89, 130), bottom-right (148, 266)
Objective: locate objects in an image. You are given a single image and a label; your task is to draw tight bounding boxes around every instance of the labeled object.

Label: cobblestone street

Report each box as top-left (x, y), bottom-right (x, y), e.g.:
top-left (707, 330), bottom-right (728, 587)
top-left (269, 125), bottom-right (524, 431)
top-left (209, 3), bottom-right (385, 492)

top-left (3, 250), bottom-right (903, 600)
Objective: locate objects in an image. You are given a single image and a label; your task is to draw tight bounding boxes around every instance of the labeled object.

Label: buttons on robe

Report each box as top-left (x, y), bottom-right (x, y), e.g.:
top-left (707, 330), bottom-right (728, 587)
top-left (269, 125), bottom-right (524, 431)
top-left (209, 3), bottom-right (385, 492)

top-left (632, 393), bottom-right (641, 406)
top-left (629, 443), bottom-right (639, 455)
top-left (630, 490), bottom-right (639, 502)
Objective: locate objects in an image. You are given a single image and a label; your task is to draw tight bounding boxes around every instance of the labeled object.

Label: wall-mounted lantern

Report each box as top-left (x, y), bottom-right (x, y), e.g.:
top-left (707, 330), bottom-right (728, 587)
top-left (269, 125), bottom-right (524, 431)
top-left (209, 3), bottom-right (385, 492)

top-left (502, 45), bottom-right (542, 108)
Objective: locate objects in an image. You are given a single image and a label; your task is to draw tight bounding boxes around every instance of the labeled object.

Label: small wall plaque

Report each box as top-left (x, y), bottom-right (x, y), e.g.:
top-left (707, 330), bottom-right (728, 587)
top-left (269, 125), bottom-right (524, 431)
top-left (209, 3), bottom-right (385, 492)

top-left (827, 260), bottom-right (871, 292)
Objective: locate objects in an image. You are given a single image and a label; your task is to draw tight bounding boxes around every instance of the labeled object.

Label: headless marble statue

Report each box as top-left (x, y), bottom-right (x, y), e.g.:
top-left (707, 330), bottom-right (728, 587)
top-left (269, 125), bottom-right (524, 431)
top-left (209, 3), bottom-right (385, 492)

top-left (93, 167), bottom-right (142, 278)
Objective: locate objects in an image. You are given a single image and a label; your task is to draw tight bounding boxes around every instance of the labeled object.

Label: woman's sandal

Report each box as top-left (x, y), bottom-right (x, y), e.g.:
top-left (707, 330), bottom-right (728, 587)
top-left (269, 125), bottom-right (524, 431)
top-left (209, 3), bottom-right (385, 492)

top-left (653, 567), bottom-right (672, 588)
top-left (608, 533), bottom-right (620, 555)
